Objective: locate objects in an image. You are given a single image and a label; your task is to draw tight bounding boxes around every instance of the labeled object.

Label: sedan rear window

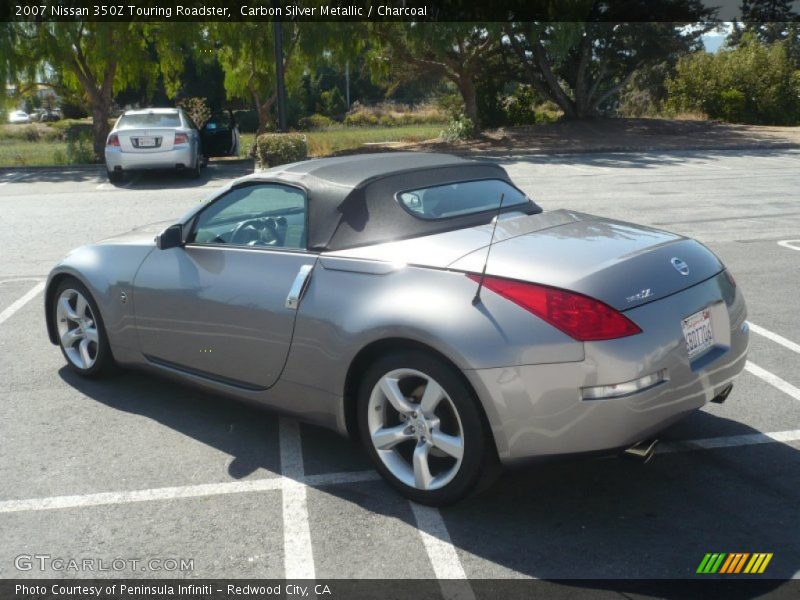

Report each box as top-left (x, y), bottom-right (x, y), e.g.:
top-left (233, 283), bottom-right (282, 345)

top-left (397, 179), bottom-right (528, 220)
top-left (117, 113), bottom-right (181, 129)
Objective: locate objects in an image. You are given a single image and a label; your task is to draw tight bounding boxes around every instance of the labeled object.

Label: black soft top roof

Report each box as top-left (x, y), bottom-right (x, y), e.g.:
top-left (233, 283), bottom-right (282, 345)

top-left (238, 152), bottom-right (541, 251)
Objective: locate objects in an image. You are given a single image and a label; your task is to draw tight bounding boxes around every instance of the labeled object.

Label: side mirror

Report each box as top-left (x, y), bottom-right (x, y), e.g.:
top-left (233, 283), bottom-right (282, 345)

top-left (156, 224), bottom-right (183, 250)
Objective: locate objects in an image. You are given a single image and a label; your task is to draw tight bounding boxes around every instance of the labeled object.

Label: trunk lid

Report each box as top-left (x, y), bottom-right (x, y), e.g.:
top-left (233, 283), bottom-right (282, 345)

top-left (449, 210), bottom-right (723, 310)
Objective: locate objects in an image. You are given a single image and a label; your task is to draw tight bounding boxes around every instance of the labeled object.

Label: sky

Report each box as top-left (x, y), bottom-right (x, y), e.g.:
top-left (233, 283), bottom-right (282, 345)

top-left (701, 22), bottom-right (734, 53)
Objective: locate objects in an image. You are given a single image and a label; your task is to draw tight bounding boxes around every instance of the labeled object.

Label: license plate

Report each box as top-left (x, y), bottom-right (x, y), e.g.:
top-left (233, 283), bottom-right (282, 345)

top-left (682, 308), bottom-right (714, 358)
top-left (137, 137), bottom-right (156, 147)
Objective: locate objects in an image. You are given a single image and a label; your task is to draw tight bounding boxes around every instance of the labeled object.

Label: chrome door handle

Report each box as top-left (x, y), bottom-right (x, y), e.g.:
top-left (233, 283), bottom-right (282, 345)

top-left (285, 264), bottom-right (314, 310)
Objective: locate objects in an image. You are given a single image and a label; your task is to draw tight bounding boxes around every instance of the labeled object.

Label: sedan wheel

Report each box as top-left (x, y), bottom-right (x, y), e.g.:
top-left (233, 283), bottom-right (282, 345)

top-left (359, 351), bottom-right (492, 505)
top-left (53, 280), bottom-right (114, 377)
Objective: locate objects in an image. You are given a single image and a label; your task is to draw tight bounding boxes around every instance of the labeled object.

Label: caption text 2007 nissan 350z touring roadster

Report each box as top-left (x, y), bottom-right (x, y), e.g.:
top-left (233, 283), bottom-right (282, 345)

top-left (45, 153), bottom-right (749, 505)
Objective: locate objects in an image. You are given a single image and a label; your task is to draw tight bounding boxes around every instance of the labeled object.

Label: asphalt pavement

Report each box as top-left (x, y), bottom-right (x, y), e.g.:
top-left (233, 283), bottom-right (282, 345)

top-left (0, 150), bottom-right (798, 590)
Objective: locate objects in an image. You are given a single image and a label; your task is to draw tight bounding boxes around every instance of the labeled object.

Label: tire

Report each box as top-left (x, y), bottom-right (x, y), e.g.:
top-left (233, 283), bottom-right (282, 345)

top-left (107, 169), bottom-right (122, 183)
top-left (357, 350), bottom-right (494, 506)
top-left (52, 278), bottom-right (115, 378)
top-left (188, 149), bottom-right (203, 178)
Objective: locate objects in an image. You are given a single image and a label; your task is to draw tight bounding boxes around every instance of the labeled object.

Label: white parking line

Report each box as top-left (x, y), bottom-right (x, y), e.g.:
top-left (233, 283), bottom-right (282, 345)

top-left (749, 323), bottom-right (800, 355)
top-left (659, 429), bottom-right (800, 453)
top-left (559, 163), bottom-right (609, 173)
top-left (681, 161), bottom-right (732, 171)
top-left (279, 417), bottom-right (316, 580)
top-left (0, 477), bottom-right (284, 514)
top-left (0, 470), bottom-right (375, 515)
top-left (777, 239), bottom-right (800, 252)
top-left (0, 277), bottom-right (44, 285)
top-left (745, 361), bottom-right (800, 402)
top-left (0, 280), bottom-right (45, 326)
top-left (410, 503), bottom-right (475, 599)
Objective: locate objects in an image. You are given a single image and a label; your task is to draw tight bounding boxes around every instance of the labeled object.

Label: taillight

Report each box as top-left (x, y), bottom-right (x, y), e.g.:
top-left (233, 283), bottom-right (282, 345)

top-left (106, 134), bottom-right (120, 147)
top-left (724, 270), bottom-right (736, 288)
top-left (467, 274), bottom-right (642, 341)
top-left (174, 132), bottom-right (189, 144)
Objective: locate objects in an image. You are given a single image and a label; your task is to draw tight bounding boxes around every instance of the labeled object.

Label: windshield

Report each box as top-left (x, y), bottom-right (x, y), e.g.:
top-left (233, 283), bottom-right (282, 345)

top-left (397, 179), bottom-right (529, 220)
top-left (117, 112), bottom-right (182, 129)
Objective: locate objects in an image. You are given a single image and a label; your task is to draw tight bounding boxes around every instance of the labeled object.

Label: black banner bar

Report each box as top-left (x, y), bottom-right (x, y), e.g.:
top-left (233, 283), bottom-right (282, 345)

top-left (2, 579), bottom-right (799, 600)
top-left (3, 0), bottom-right (799, 23)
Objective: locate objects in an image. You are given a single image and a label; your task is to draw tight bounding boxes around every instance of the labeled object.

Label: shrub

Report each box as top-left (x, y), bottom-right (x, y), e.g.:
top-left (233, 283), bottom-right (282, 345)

top-left (343, 111), bottom-right (379, 127)
top-left (0, 123), bottom-right (63, 142)
top-left (502, 85), bottom-right (541, 126)
top-left (298, 113), bottom-right (334, 130)
top-left (65, 128), bottom-right (95, 164)
top-left (177, 97), bottom-right (212, 129)
top-left (343, 101), bottom-right (447, 127)
top-left (440, 114), bottom-right (475, 142)
top-left (316, 88), bottom-right (347, 118)
top-left (718, 89), bottom-right (747, 122)
top-left (666, 35), bottom-right (800, 125)
top-left (255, 133), bottom-right (308, 169)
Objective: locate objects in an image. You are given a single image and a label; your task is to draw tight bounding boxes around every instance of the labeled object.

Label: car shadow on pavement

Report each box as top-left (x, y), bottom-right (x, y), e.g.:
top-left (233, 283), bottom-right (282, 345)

top-left (59, 366), bottom-right (799, 589)
top-left (2, 161), bottom-right (254, 187)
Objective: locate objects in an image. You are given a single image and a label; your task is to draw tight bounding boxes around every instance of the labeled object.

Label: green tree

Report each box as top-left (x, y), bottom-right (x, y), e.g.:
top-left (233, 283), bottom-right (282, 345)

top-left (667, 33), bottom-right (800, 124)
top-left (210, 22), bottom-right (305, 134)
top-left (8, 22), bottom-right (192, 158)
top-left (369, 23), bottom-right (501, 127)
top-left (728, 0), bottom-right (800, 46)
top-left (504, 2), bottom-right (713, 118)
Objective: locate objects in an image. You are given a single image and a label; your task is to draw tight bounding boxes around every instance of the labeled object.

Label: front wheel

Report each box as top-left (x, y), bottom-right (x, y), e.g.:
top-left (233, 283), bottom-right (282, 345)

top-left (53, 278), bottom-right (115, 377)
top-left (358, 351), bottom-right (493, 505)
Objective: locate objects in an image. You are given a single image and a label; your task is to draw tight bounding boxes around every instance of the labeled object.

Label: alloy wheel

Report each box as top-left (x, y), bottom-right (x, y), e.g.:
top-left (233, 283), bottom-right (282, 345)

top-left (367, 368), bottom-right (465, 491)
top-left (55, 288), bottom-right (99, 370)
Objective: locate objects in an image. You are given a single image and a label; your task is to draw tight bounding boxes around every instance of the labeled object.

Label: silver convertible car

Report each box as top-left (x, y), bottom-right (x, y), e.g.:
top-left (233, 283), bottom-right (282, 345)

top-left (45, 153), bottom-right (749, 505)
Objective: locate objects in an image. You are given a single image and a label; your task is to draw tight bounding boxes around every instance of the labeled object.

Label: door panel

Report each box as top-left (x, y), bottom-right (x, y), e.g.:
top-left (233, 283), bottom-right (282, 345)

top-left (134, 245), bottom-right (316, 389)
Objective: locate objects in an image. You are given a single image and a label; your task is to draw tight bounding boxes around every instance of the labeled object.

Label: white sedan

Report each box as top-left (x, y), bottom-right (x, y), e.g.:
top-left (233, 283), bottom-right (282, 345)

top-left (104, 108), bottom-right (205, 183)
top-left (8, 110), bottom-right (31, 124)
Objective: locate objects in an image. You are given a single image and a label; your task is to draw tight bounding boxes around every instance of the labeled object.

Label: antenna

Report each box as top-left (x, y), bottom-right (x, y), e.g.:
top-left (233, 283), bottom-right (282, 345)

top-left (472, 193), bottom-right (505, 305)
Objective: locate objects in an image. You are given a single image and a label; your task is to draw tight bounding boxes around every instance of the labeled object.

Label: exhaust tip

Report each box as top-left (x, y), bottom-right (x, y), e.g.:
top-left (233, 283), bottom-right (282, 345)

top-left (623, 439), bottom-right (659, 463)
top-left (711, 383), bottom-right (733, 404)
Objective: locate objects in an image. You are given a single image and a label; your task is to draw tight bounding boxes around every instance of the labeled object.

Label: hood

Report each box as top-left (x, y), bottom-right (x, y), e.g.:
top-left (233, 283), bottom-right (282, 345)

top-left (448, 212), bottom-right (723, 310)
top-left (98, 220), bottom-right (174, 245)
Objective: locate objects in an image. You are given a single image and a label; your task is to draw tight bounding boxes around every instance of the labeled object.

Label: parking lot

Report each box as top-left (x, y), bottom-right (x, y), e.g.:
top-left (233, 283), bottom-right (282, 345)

top-left (0, 149), bottom-right (798, 590)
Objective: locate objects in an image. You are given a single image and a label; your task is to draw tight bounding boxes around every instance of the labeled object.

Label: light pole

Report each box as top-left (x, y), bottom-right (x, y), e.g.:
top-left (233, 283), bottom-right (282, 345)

top-left (272, 0), bottom-right (287, 132)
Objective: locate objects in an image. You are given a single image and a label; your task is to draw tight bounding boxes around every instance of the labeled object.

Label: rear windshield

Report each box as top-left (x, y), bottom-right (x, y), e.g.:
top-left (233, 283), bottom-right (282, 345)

top-left (117, 112), bottom-right (181, 129)
top-left (397, 179), bottom-right (528, 220)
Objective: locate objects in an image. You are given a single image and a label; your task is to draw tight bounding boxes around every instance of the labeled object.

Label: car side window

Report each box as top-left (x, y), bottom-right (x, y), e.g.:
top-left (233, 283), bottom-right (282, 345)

top-left (189, 184), bottom-right (307, 250)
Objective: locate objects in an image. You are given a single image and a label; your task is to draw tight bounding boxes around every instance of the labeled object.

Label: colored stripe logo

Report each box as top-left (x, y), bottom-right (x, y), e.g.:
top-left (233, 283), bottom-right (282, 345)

top-left (697, 553), bottom-right (773, 574)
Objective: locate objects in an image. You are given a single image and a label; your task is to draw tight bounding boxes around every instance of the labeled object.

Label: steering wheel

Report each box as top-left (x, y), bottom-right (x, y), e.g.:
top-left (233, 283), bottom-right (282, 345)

top-left (230, 218), bottom-right (280, 246)
top-left (230, 219), bottom-right (261, 245)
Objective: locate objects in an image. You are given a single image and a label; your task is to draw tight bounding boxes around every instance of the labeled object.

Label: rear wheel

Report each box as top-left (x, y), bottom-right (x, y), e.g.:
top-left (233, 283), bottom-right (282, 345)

top-left (53, 278), bottom-right (115, 377)
top-left (358, 351), bottom-right (492, 505)
top-left (107, 169), bottom-right (122, 183)
top-left (189, 148), bottom-right (203, 178)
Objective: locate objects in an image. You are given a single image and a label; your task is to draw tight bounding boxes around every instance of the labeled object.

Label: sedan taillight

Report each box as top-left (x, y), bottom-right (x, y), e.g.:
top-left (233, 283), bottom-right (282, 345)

top-left (467, 274), bottom-right (642, 341)
top-left (106, 134), bottom-right (120, 147)
top-left (174, 132), bottom-right (189, 144)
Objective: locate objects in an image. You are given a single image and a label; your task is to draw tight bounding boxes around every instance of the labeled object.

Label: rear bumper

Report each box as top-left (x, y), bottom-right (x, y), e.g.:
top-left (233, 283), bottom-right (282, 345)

top-left (465, 272), bottom-right (749, 465)
top-left (105, 146), bottom-right (195, 171)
